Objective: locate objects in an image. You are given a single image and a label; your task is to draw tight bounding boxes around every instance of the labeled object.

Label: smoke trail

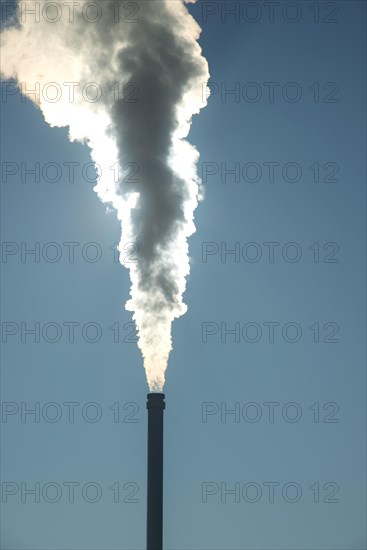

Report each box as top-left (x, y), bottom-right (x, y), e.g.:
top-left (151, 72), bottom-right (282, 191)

top-left (1, 0), bottom-right (210, 391)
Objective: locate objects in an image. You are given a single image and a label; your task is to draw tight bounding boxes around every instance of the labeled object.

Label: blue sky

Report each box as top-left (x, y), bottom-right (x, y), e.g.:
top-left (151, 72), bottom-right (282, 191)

top-left (1, 1), bottom-right (366, 548)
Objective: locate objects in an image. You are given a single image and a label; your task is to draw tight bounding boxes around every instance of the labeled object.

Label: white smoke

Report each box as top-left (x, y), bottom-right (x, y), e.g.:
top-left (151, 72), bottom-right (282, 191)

top-left (1, 0), bottom-right (210, 391)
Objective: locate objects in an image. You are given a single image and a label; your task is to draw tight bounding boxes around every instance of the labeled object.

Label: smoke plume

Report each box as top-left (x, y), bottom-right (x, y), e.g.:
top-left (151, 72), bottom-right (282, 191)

top-left (1, 0), bottom-right (210, 391)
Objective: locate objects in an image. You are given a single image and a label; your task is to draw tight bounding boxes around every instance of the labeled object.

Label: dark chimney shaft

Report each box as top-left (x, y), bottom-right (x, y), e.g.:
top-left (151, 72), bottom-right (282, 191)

top-left (146, 392), bottom-right (165, 550)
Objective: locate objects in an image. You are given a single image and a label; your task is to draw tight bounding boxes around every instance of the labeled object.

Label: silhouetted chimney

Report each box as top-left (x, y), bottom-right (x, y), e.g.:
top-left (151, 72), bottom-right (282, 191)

top-left (146, 392), bottom-right (165, 550)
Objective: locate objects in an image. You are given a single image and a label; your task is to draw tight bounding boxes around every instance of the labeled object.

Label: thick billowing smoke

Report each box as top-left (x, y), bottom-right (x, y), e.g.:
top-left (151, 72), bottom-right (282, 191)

top-left (1, 0), bottom-right (209, 391)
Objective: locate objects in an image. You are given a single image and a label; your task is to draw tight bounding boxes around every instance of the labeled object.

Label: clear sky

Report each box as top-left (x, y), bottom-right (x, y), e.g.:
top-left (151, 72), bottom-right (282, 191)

top-left (1, 1), bottom-right (366, 549)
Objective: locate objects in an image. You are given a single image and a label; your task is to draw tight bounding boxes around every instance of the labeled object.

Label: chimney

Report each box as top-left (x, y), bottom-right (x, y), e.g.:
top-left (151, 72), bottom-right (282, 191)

top-left (146, 392), bottom-right (165, 550)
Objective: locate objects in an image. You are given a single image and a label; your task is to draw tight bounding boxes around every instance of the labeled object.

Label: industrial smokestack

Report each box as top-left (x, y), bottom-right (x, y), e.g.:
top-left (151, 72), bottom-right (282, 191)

top-left (147, 392), bottom-right (165, 550)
